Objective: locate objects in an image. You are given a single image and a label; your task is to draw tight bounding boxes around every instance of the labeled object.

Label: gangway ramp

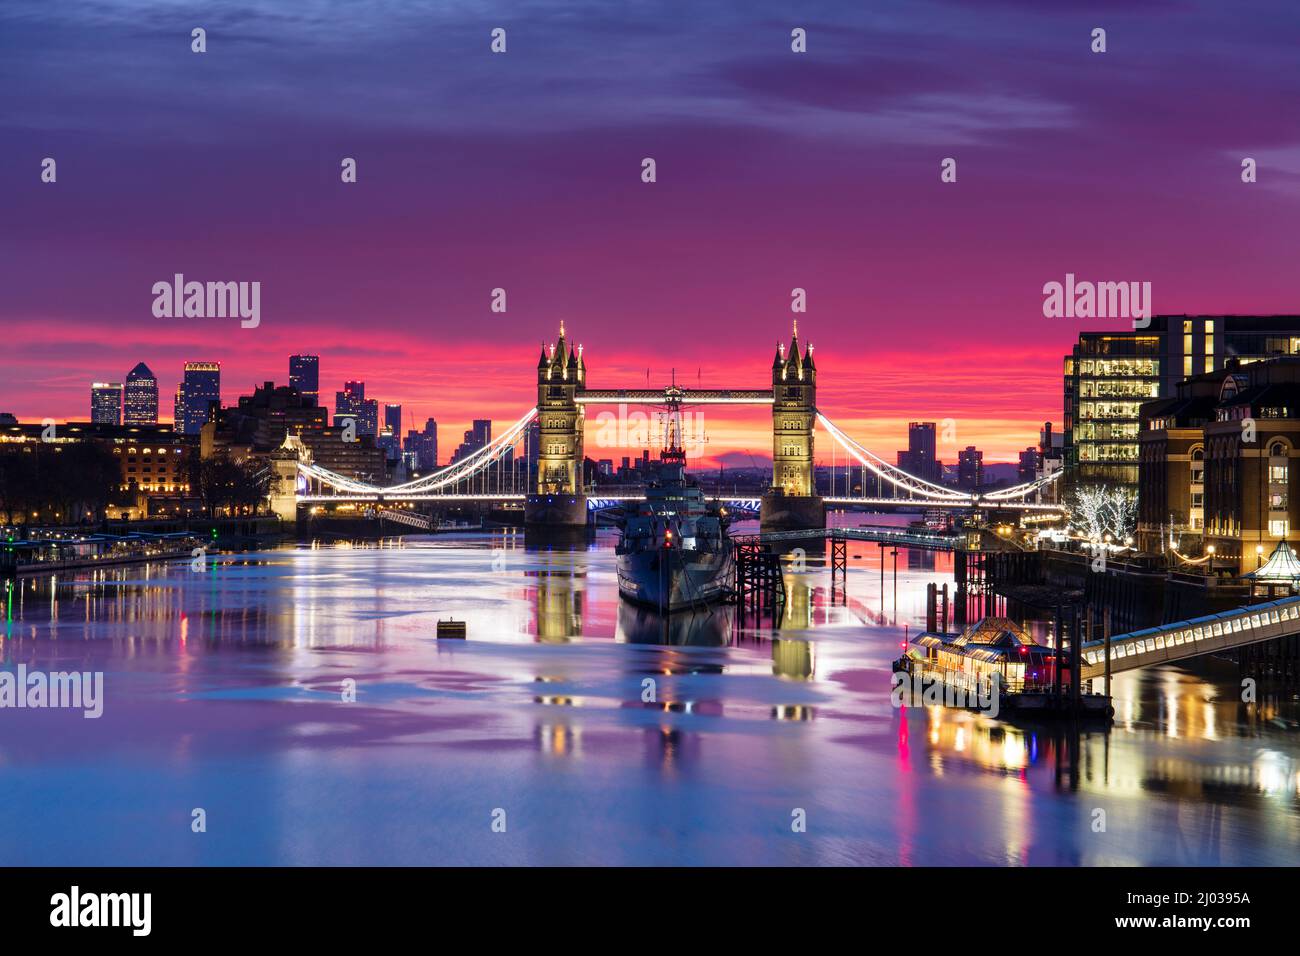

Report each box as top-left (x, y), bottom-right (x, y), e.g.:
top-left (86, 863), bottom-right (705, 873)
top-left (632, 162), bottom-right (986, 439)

top-left (1081, 595), bottom-right (1300, 679)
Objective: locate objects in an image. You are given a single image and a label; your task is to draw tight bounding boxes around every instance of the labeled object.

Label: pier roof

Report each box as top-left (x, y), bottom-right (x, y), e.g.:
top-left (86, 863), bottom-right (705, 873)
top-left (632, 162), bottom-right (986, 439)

top-left (951, 617), bottom-right (1036, 648)
top-left (1246, 540), bottom-right (1300, 583)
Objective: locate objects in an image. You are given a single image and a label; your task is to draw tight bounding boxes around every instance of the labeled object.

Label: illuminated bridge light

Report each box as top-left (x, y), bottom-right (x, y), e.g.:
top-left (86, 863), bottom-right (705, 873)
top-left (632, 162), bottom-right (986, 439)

top-left (295, 404), bottom-right (1061, 511)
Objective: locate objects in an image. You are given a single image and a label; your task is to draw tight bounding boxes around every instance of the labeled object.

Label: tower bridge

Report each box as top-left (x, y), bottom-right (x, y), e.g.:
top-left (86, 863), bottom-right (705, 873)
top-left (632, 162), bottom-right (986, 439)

top-left (274, 323), bottom-right (1062, 530)
top-left (528, 322), bottom-right (821, 528)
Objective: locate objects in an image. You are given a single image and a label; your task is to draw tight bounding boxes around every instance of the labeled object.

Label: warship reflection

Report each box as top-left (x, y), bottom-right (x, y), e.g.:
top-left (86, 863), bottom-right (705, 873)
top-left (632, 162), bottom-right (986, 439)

top-left (615, 601), bottom-right (734, 647)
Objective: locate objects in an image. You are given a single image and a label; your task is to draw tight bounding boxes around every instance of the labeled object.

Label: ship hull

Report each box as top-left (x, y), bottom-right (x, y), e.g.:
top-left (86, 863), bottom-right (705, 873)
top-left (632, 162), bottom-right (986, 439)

top-left (616, 547), bottom-right (734, 611)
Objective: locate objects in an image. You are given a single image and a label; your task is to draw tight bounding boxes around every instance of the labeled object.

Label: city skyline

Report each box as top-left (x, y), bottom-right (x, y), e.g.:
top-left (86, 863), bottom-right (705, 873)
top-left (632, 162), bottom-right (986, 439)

top-left (45, 339), bottom-right (1053, 467)
top-left (5, 1), bottom-right (1298, 463)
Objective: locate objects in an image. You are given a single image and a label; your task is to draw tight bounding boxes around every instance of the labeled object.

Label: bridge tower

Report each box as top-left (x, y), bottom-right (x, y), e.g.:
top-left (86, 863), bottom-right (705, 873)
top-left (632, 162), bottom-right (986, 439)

top-left (525, 323), bottom-right (588, 527)
top-left (762, 322), bottom-right (825, 531)
top-left (268, 435), bottom-right (306, 528)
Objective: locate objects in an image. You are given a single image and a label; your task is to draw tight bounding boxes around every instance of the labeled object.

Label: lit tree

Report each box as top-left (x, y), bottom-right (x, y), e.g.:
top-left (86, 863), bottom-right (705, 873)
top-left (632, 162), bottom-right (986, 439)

top-left (1067, 485), bottom-right (1136, 543)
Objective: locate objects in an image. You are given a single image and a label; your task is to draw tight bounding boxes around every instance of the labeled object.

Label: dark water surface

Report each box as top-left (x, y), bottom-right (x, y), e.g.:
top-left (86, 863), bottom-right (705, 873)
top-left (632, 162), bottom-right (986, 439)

top-left (2, 523), bottom-right (1299, 866)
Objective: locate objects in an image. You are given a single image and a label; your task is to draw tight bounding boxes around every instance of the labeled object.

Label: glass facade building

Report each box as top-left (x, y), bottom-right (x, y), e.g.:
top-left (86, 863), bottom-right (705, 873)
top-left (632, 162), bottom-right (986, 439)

top-left (1065, 315), bottom-right (1300, 488)
top-left (176, 361), bottom-right (221, 435)
top-left (90, 382), bottom-right (123, 425)
top-left (289, 354), bottom-right (320, 405)
top-left (123, 362), bottom-right (159, 425)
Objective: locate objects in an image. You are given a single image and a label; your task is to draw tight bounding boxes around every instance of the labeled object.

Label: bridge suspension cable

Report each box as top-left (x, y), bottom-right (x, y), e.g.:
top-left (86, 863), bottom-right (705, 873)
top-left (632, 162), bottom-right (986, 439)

top-left (817, 414), bottom-right (972, 502)
top-left (296, 404), bottom-right (1059, 506)
top-left (817, 413), bottom-right (1061, 504)
top-left (300, 407), bottom-right (538, 496)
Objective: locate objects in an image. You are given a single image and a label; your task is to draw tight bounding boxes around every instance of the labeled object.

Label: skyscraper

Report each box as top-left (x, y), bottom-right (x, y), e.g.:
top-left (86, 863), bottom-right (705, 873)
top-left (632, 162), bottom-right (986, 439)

top-left (335, 380), bottom-right (378, 436)
top-left (897, 422), bottom-right (940, 484)
top-left (384, 403), bottom-right (402, 435)
top-left (957, 446), bottom-right (984, 490)
top-left (378, 403), bottom-right (403, 461)
top-left (91, 382), bottom-right (123, 425)
top-left (404, 417), bottom-right (438, 471)
top-left (175, 362), bottom-right (221, 435)
top-left (452, 419), bottom-right (492, 462)
top-left (1018, 447), bottom-right (1041, 486)
top-left (289, 354), bottom-right (320, 404)
top-left (123, 362), bottom-right (158, 425)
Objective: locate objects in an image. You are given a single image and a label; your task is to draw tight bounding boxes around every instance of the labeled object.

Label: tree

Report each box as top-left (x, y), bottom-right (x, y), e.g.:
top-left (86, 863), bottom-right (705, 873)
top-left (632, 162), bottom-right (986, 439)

top-left (1067, 484), bottom-right (1137, 543)
top-left (196, 454), bottom-right (270, 517)
top-left (0, 451), bottom-right (38, 525)
top-left (55, 443), bottom-right (120, 522)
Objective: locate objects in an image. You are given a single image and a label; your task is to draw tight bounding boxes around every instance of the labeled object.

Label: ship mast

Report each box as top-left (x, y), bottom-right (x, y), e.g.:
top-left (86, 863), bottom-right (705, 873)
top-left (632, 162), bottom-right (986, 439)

top-left (661, 395), bottom-right (686, 465)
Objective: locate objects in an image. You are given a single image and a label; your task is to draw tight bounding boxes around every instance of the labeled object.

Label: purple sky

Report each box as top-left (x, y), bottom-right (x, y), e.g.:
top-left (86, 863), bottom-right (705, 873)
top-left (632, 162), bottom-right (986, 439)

top-left (2, 0), bottom-right (1298, 461)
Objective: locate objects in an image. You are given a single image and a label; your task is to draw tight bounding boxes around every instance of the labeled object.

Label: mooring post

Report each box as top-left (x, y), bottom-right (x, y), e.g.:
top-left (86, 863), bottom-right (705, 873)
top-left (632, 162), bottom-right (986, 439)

top-left (891, 548), bottom-right (898, 627)
top-left (1053, 605), bottom-right (1063, 706)
top-left (879, 542), bottom-right (885, 621)
top-left (1103, 606), bottom-right (1112, 699)
top-left (1074, 607), bottom-right (1086, 714)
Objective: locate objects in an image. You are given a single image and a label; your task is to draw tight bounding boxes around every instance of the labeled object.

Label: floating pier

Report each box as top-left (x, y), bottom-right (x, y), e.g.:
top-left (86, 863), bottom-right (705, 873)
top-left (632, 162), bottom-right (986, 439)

top-left (896, 615), bottom-right (1113, 721)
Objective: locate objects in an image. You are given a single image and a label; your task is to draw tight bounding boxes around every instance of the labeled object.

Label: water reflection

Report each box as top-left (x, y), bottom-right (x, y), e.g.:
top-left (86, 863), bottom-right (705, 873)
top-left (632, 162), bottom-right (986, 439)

top-left (527, 547), bottom-right (588, 642)
top-left (615, 602), bottom-right (733, 646)
top-left (910, 686), bottom-right (1300, 806)
top-left (772, 638), bottom-right (814, 680)
top-left (3, 532), bottom-right (1300, 865)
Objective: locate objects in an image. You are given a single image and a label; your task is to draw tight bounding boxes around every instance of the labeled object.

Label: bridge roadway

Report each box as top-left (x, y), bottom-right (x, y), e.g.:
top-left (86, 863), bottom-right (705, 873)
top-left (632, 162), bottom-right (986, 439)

top-left (1081, 594), bottom-right (1300, 679)
top-left (574, 388), bottom-right (773, 405)
top-left (298, 491), bottom-right (1063, 513)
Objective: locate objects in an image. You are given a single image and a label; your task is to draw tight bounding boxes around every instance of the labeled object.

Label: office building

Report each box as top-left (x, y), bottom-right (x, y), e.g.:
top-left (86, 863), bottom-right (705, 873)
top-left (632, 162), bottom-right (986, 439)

top-left (404, 417), bottom-right (438, 472)
top-left (452, 419), bottom-right (492, 463)
top-left (957, 446), bottom-right (984, 490)
top-left (91, 382), bottom-right (123, 425)
top-left (175, 362), bottom-right (221, 435)
top-left (1136, 370), bottom-right (1219, 553)
top-left (1018, 448), bottom-right (1040, 485)
top-left (896, 421), bottom-right (941, 487)
top-left (289, 355), bottom-right (320, 405)
top-left (123, 362), bottom-right (159, 425)
top-left (0, 419), bottom-right (197, 519)
top-left (335, 380), bottom-right (378, 436)
top-left (378, 404), bottom-right (403, 462)
top-left (1137, 355), bottom-right (1300, 571)
top-left (1065, 315), bottom-right (1300, 488)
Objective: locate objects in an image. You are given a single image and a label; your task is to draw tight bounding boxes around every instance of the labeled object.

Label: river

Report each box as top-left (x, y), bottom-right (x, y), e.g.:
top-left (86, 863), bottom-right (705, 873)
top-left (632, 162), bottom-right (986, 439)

top-left (2, 518), bottom-right (1298, 865)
